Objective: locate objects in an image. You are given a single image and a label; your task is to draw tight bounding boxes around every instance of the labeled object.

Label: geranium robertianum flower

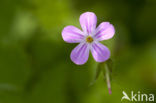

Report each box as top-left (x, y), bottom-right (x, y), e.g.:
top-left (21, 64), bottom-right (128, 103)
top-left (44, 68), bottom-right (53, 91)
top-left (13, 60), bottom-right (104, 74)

top-left (62, 12), bottom-right (115, 65)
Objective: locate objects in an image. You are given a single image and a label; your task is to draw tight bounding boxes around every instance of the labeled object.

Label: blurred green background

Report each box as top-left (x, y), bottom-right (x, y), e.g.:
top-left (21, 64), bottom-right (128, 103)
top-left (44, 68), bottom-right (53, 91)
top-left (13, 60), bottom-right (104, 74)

top-left (0, 0), bottom-right (156, 103)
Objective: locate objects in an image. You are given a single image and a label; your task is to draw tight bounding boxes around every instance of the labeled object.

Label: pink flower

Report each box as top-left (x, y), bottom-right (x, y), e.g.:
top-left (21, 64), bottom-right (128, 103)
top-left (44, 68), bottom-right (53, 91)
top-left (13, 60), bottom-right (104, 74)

top-left (62, 12), bottom-right (115, 65)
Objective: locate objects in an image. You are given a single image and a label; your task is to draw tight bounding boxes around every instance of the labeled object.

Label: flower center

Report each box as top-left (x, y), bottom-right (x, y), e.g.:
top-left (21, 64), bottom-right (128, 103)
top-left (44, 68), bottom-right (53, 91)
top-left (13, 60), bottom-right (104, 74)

top-left (86, 36), bottom-right (93, 43)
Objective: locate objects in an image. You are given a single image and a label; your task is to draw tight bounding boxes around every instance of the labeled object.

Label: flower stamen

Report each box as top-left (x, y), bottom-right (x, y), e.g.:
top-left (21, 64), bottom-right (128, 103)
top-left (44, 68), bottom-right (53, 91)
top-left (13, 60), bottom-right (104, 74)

top-left (86, 36), bottom-right (93, 43)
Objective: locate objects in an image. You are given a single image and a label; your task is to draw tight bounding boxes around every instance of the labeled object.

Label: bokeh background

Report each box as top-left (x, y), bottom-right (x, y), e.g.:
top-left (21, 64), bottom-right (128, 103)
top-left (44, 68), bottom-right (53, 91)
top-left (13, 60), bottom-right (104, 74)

top-left (0, 0), bottom-right (156, 103)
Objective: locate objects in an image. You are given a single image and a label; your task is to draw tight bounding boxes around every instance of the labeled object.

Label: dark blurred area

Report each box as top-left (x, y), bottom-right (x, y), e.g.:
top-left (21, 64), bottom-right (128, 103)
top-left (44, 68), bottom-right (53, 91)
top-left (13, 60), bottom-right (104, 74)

top-left (0, 0), bottom-right (156, 103)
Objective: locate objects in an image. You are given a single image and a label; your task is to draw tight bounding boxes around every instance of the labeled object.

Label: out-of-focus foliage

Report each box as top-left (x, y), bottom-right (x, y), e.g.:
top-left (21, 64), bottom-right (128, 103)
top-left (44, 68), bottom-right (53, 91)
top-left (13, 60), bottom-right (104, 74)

top-left (0, 0), bottom-right (156, 103)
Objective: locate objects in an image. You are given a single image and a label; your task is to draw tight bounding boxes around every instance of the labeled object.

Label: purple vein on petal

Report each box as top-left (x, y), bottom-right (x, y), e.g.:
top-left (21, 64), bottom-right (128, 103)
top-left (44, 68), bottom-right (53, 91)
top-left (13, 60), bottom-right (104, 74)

top-left (92, 43), bottom-right (104, 58)
top-left (71, 43), bottom-right (88, 64)
top-left (85, 18), bottom-right (89, 34)
top-left (67, 36), bottom-right (83, 40)
top-left (66, 30), bottom-right (84, 38)
top-left (78, 44), bottom-right (88, 60)
top-left (94, 23), bottom-right (110, 37)
top-left (77, 44), bottom-right (86, 56)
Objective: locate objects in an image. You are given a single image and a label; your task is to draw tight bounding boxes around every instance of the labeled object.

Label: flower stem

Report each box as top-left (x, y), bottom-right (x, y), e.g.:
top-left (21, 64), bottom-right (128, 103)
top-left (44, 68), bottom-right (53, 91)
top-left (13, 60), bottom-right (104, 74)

top-left (105, 64), bottom-right (112, 94)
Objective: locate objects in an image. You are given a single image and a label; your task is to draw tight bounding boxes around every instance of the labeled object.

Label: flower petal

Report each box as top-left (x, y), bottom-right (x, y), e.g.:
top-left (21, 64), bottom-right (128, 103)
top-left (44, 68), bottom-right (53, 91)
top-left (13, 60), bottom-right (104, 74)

top-left (62, 26), bottom-right (84, 43)
top-left (79, 12), bottom-right (97, 34)
top-left (70, 43), bottom-right (89, 65)
top-left (91, 42), bottom-right (110, 62)
top-left (94, 22), bottom-right (115, 41)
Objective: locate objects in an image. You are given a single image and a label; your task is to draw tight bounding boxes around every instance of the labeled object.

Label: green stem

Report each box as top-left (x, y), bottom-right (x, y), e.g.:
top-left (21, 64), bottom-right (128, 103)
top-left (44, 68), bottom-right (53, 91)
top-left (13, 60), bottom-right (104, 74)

top-left (105, 64), bottom-right (112, 94)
